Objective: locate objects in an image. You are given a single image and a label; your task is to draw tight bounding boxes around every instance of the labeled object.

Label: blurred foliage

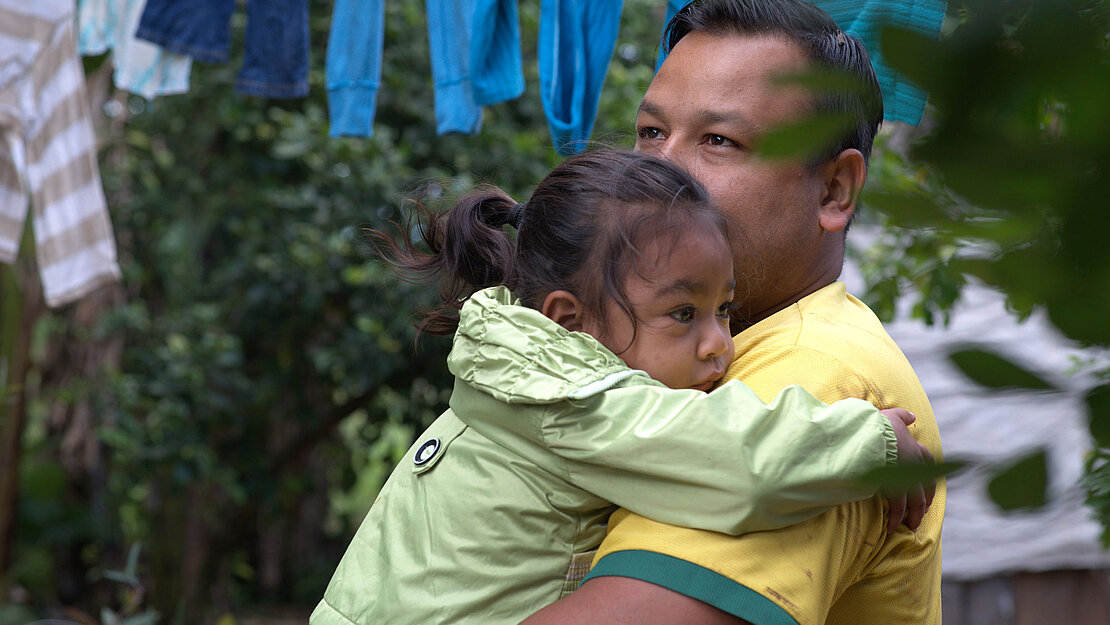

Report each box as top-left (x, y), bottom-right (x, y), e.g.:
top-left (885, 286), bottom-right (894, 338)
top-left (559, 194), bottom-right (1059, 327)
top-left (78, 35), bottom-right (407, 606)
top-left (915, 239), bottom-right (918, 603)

top-left (1084, 379), bottom-right (1110, 543)
top-left (865, 0), bottom-right (1110, 343)
top-left (10, 0), bottom-right (1110, 620)
top-left (947, 346), bottom-right (1057, 391)
top-left (861, 460), bottom-right (968, 493)
top-left (987, 450), bottom-right (1049, 512)
top-left (5, 0), bottom-right (666, 620)
top-left (853, 139), bottom-right (966, 327)
top-left (853, 0), bottom-right (1110, 541)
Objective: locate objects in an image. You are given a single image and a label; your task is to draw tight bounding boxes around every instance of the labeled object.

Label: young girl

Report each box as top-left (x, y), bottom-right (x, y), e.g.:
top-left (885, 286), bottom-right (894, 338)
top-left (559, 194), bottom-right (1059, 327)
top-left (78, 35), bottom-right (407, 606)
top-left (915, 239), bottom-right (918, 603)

top-left (312, 150), bottom-right (918, 625)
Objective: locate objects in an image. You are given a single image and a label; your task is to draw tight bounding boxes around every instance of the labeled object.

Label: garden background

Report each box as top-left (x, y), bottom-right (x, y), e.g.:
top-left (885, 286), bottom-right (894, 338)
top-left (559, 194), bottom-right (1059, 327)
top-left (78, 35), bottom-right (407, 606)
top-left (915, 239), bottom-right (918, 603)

top-left (2, 0), bottom-right (1109, 623)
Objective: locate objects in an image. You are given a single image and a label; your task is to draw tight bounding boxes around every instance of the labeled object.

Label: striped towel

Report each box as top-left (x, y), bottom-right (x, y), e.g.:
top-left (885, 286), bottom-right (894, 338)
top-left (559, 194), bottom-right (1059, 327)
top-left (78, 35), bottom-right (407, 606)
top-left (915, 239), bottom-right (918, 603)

top-left (0, 0), bottom-right (121, 306)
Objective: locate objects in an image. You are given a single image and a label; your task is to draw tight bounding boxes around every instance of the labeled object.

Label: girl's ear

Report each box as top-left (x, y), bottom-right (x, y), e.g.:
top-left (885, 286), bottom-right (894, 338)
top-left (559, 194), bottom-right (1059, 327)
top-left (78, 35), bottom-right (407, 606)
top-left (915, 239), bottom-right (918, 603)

top-left (542, 290), bottom-right (587, 331)
top-left (818, 148), bottom-right (866, 233)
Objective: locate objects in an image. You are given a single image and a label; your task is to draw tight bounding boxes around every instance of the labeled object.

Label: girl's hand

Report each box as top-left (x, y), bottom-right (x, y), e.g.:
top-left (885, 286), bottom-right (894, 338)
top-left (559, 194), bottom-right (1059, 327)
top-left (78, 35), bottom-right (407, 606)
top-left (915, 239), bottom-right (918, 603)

top-left (880, 408), bottom-right (936, 534)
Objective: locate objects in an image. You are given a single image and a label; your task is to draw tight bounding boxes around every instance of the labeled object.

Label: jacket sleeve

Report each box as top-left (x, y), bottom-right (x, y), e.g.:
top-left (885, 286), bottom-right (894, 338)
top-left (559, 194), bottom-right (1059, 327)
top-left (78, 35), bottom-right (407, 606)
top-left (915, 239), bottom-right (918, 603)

top-left (454, 379), bottom-right (897, 535)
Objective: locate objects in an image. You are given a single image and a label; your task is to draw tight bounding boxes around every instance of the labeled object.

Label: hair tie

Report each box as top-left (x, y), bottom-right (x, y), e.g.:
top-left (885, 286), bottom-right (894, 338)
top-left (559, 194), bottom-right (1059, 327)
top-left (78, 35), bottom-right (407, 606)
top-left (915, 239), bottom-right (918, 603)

top-left (507, 202), bottom-right (527, 229)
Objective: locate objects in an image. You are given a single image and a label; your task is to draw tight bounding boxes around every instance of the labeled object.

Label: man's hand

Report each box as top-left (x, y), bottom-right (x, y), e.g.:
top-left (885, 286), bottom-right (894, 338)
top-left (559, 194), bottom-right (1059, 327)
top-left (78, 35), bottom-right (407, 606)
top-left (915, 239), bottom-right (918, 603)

top-left (880, 408), bottom-right (936, 534)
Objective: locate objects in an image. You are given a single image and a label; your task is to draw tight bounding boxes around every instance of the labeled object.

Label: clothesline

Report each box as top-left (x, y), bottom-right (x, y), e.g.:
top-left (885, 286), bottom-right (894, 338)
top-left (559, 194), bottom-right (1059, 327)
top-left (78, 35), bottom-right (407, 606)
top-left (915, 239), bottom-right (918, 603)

top-left (79, 0), bottom-right (946, 147)
top-left (0, 0), bottom-right (944, 308)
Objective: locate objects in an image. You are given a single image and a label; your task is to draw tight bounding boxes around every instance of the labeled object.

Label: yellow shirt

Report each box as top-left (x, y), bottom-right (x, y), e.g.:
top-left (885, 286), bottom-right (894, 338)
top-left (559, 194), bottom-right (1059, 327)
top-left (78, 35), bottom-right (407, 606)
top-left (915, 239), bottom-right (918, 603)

top-left (583, 282), bottom-right (944, 625)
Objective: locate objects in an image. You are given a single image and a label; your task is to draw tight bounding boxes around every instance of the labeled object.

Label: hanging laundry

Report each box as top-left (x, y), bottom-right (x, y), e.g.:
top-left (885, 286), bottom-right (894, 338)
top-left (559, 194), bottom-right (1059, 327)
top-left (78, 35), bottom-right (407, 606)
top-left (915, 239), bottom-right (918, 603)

top-left (427, 0), bottom-right (484, 134)
top-left (0, 0), bottom-right (122, 306)
top-left (77, 0), bottom-right (192, 100)
top-left (812, 0), bottom-right (945, 125)
top-left (658, 0), bottom-right (946, 126)
top-left (470, 0), bottom-right (525, 106)
top-left (325, 0), bottom-right (383, 137)
top-left (538, 0), bottom-right (623, 155)
top-left (655, 0), bottom-right (686, 69)
top-left (469, 0), bottom-right (622, 153)
top-left (135, 0), bottom-right (309, 99)
top-left (326, 0), bottom-right (622, 151)
top-left (326, 0), bottom-right (483, 138)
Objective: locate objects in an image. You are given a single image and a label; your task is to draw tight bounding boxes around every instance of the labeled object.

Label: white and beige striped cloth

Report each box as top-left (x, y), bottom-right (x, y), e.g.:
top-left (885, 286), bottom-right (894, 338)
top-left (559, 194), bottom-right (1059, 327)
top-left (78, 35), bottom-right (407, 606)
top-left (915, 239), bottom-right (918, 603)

top-left (1, 0), bottom-right (120, 306)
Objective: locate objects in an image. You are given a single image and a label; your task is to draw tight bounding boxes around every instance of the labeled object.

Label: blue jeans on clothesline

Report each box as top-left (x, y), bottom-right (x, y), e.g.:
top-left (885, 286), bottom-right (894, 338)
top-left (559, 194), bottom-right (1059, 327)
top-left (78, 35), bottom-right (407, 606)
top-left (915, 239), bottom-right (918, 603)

top-left (136, 0), bottom-right (309, 98)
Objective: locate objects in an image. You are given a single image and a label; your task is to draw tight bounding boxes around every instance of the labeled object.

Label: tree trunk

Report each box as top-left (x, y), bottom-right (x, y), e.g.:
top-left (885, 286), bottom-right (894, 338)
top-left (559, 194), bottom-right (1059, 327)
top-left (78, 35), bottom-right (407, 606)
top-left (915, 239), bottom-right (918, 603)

top-left (0, 250), bottom-right (43, 594)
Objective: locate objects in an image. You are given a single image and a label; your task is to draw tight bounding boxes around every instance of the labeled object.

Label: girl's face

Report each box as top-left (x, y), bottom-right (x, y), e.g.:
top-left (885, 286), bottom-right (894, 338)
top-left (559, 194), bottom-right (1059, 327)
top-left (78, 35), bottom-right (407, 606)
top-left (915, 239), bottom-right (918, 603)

top-left (585, 225), bottom-right (736, 391)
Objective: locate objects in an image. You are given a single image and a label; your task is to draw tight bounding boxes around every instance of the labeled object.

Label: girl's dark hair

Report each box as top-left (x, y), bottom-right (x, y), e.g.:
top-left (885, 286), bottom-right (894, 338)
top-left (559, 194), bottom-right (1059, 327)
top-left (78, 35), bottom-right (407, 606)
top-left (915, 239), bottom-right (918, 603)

top-left (375, 150), bottom-right (730, 337)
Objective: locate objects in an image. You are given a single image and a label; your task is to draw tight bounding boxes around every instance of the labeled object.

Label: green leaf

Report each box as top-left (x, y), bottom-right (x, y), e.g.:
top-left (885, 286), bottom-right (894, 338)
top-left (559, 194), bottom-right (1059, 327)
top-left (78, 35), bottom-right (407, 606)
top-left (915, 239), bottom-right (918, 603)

top-left (860, 460), bottom-right (967, 491)
top-left (879, 26), bottom-right (949, 94)
top-left (769, 67), bottom-right (875, 100)
top-left (948, 346), bottom-right (1057, 391)
top-left (987, 449), bottom-right (1049, 511)
top-left (120, 611), bottom-right (162, 625)
top-left (103, 569), bottom-right (140, 587)
top-left (862, 188), bottom-right (949, 228)
top-left (124, 542), bottom-right (142, 576)
top-left (1087, 384), bottom-right (1110, 448)
top-left (754, 112), bottom-right (854, 161)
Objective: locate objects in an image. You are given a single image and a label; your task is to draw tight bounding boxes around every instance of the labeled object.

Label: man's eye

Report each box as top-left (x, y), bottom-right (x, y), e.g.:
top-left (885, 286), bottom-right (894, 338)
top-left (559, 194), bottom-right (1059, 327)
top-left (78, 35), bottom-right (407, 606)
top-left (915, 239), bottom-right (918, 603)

top-left (670, 307), bottom-right (695, 323)
top-left (707, 134), bottom-right (735, 147)
top-left (717, 302), bottom-right (732, 318)
top-left (638, 126), bottom-right (663, 140)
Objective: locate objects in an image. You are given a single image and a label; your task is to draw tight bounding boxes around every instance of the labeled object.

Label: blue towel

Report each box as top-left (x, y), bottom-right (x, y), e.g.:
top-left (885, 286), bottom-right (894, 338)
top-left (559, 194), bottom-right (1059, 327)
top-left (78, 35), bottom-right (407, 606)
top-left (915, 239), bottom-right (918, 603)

top-left (471, 0), bottom-right (526, 105)
top-left (658, 0), bottom-right (946, 126)
top-left (326, 0), bottom-right (483, 137)
top-left (325, 0), bottom-right (385, 137)
top-left (539, 0), bottom-right (624, 155)
top-left (816, 0), bottom-right (945, 125)
top-left (428, 0), bottom-right (484, 134)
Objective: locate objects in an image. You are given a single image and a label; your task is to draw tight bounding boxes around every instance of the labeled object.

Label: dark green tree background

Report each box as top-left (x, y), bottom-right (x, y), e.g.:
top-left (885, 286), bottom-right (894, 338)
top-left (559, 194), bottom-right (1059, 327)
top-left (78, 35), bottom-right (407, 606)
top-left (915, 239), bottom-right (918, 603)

top-left (2, 0), bottom-right (1109, 622)
top-left (0, 0), bottom-right (660, 622)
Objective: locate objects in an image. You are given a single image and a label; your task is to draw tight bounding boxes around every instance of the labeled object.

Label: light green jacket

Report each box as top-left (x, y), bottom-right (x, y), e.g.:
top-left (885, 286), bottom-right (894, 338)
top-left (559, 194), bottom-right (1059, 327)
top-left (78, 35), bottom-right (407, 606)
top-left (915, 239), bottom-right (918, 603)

top-left (312, 286), bottom-right (896, 625)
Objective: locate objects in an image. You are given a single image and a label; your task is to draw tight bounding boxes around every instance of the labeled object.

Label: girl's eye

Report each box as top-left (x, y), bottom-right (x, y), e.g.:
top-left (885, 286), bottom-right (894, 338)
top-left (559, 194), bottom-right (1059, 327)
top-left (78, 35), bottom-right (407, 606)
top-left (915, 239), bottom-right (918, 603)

top-left (717, 302), bottom-right (732, 318)
top-left (670, 306), bottom-right (695, 323)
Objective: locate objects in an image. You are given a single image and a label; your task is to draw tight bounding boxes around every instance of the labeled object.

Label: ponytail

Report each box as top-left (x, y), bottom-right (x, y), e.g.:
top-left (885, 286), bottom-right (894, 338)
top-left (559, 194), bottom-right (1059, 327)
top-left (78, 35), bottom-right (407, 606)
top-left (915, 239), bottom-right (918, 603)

top-left (371, 150), bottom-right (723, 340)
top-left (370, 186), bottom-right (520, 335)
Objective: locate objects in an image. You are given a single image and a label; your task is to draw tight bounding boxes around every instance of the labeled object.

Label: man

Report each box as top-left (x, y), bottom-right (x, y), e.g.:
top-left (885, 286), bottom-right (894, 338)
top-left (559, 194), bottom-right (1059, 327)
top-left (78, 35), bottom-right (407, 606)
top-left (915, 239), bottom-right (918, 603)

top-left (521, 1), bottom-right (944, 623)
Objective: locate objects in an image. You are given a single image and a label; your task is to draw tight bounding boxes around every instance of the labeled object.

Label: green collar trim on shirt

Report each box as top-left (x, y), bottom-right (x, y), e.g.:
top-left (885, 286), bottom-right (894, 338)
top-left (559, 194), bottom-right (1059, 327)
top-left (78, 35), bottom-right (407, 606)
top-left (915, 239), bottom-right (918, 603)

top-left (583, 550), bottom-right (800, 625)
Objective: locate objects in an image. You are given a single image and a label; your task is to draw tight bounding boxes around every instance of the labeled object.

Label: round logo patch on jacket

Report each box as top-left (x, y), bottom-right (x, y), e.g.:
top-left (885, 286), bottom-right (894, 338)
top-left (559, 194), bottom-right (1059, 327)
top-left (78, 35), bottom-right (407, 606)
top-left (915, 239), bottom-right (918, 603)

top-left (414, 438), bottom-right (441, 466)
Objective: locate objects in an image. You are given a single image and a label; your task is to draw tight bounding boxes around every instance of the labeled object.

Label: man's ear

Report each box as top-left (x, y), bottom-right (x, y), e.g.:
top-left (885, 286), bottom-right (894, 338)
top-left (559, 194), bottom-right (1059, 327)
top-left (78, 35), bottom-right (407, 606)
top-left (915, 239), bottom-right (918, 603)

top-left (818, 148), bottom-right (866, 233)
top-left (541, 290), bottom-right (588, 332)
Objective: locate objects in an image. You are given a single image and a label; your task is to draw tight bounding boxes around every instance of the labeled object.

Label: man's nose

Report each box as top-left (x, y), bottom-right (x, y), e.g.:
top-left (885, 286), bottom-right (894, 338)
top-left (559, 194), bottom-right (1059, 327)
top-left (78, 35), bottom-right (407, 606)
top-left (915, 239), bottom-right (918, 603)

top-left (658, 142), bottom-right (699, 180)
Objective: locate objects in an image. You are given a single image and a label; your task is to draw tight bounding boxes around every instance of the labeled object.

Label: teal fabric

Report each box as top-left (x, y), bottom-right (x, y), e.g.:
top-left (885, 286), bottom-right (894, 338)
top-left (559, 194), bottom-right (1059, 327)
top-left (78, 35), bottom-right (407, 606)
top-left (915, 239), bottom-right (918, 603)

top-left (816, 0), bottom-right (946, 125)
top-left (658, 0), bottom-right (947, 125)
top-left (538, 0), bottom-right (624, 155)
top-left (312, 286), bottom-right (895, 625)
top-left (324, 0), bottom-right (383, 137)
top-left (585, 551), bottom-right (800, 625)
top-left (326, 0), bottom-right (483, 138)
top-left (470, 0), bottom-right (525, 105)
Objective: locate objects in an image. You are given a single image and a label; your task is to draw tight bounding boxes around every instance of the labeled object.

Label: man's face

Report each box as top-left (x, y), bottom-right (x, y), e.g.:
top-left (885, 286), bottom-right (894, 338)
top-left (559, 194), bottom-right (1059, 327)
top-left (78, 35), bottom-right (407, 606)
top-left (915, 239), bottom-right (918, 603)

top-left (635, 31), bottom-right (848, 323)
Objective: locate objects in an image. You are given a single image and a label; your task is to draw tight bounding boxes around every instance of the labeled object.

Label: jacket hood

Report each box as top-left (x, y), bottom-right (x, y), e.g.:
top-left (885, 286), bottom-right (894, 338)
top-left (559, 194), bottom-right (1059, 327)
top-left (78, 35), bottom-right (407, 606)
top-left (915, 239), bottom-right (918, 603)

top-left (447, 286), bottom-right (641, 405)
